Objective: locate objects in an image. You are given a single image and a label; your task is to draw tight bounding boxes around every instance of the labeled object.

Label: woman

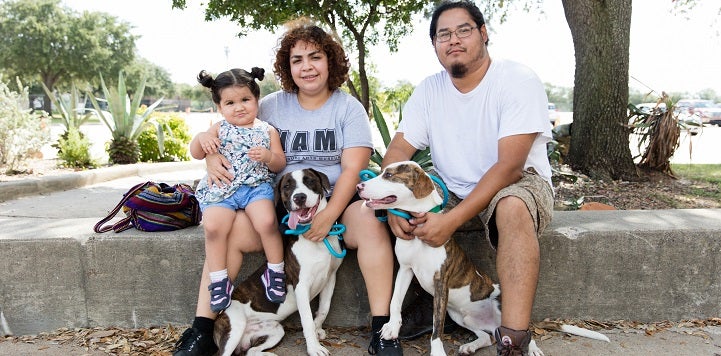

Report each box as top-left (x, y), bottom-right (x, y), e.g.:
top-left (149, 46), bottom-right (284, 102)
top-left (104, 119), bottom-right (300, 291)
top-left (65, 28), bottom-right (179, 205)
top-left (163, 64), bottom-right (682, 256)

top-left (173, 19), bottom-right (401, 356)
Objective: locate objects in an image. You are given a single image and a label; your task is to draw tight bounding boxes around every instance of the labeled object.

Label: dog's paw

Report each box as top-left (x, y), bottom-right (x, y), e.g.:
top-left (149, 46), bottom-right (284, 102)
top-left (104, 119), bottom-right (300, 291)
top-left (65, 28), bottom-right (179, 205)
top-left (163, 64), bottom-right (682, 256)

top-left (380, 320), bottom-right (401, 339)
top-left (458, 342), bottom-right (482, 355)
top-left (429, 338), bottom-right (447, 356)
top-left (528, 340), bottom-right (544, 356)
top-left (316, 328), bottom-right (327, 340)
top-left (306, 344), bottom-right (330, 356)
top-left (246, 350), bottom-right (277, 356)
top-left (458, 333), bottom-right (492, 354)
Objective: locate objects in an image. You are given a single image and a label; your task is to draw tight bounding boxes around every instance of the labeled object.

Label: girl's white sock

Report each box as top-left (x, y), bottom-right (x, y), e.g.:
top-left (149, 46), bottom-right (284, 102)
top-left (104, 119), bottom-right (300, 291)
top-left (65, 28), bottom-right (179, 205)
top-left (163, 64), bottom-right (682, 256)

top-left (267, 262), bottom-right (285, 273)
top-left (209, 269), bottom-right (228, 283)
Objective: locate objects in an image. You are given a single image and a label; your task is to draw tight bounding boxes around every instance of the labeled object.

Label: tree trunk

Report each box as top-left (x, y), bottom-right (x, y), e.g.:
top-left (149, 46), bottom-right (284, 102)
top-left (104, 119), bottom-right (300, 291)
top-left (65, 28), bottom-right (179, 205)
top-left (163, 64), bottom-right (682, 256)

top-left (562, 0), bottom-right (638, 181)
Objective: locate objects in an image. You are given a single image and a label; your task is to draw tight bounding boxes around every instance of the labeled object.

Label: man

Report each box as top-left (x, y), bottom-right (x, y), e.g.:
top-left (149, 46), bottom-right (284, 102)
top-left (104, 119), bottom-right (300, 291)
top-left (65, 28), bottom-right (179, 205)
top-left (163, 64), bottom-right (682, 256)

top-left (381, 1), bottom-right (554, 355)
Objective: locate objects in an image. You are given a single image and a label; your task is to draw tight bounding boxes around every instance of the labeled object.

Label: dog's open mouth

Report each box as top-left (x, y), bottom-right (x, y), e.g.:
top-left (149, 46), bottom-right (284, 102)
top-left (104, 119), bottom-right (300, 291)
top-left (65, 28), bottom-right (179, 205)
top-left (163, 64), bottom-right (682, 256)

top-left (363, 195), bottom-right (397, 208)
top-left (287, 204), bottom-right (320, 229)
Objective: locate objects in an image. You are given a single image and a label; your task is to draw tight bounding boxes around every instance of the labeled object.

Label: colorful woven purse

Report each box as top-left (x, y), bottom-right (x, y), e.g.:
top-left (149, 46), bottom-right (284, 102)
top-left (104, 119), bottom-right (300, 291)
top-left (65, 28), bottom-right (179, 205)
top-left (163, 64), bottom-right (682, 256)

top-left (94, 181), bottom-right (202, 233)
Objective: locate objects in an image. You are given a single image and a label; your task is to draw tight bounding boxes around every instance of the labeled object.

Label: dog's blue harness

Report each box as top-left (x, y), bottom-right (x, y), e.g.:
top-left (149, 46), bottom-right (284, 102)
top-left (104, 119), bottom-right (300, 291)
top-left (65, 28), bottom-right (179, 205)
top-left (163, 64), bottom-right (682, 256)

top-left (359, 169), bottom-right (449, 221)
top-left (281, 214), bottom-right (347, 258)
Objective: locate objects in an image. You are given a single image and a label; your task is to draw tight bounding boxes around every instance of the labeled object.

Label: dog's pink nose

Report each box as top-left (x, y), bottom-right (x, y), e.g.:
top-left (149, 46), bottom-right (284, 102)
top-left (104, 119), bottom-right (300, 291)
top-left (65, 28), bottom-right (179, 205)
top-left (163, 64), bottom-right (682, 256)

top-left (356, 182), bottom-right (364, 192)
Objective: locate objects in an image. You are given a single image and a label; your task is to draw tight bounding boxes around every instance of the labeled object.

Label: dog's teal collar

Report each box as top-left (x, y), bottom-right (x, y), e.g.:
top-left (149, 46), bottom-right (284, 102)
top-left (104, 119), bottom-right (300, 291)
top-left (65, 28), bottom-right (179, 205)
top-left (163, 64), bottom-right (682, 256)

top-left (281, 215), bottom-right (346, 258)
top-left (359, 169), bottom-right (449, 219)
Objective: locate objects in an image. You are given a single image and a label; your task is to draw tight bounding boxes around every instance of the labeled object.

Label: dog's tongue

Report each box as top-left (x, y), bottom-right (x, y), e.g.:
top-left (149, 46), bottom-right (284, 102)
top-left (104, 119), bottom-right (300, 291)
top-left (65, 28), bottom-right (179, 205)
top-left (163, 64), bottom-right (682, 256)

top-left (288, 211), bottom-right (301, 229)
top-left (287, 207), bottom-right (315, 229)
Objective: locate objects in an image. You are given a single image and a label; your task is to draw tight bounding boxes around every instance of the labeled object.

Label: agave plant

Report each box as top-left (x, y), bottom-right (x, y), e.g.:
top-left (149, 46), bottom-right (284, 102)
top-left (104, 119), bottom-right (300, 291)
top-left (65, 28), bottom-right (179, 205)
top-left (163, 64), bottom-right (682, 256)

top-left (369, 100), bottom-right (432, 173)
top-left (41, 82), bottom-right (94, 134)
top-left (87, 72), bottom-right (163, 164)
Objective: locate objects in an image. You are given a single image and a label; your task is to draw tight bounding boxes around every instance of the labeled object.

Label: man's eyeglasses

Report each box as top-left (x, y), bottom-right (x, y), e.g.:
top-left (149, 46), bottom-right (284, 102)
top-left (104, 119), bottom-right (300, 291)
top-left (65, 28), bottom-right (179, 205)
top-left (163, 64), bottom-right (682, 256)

top-left (435, 26), bottom-right (477, 43)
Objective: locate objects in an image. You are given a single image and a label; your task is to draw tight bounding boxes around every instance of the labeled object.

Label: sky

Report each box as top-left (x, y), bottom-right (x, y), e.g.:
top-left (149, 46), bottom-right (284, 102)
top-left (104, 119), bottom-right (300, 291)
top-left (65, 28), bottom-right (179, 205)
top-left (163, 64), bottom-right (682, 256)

top-left (61, 0), bottom-right (721, 97)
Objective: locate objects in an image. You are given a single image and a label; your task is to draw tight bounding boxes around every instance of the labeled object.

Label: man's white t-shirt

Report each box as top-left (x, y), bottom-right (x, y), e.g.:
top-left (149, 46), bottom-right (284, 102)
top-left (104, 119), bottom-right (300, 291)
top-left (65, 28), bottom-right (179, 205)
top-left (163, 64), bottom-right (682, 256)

top-left (398, 58), bottom-right (553, 199)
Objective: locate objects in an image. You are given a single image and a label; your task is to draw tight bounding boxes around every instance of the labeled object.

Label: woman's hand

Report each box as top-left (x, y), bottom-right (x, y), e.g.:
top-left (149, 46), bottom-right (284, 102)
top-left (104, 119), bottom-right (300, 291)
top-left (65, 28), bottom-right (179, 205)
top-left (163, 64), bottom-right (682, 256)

top-left (303, 209), bottom-right (335, 242)
top-left (205, 153), bottom-right (233, 187)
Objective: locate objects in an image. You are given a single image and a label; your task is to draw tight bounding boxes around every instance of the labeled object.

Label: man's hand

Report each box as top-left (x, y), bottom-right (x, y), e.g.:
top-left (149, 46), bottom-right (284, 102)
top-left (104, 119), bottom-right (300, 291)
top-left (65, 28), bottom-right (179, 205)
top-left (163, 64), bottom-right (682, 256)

top-left (409, 212), bottom-right (456, 247)
top-left (205, 153), bottom-right (233, 187)
top-left (387, 213), bottom-right (417, 241)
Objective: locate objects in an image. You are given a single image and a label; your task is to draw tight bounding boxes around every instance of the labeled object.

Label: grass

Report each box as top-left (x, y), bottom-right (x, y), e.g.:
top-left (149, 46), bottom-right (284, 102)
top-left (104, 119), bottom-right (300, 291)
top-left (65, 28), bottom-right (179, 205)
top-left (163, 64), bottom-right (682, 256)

top-left (672, 164), bottom-right (721, 201)
top-left (672, 164), bottom-right (721, 184)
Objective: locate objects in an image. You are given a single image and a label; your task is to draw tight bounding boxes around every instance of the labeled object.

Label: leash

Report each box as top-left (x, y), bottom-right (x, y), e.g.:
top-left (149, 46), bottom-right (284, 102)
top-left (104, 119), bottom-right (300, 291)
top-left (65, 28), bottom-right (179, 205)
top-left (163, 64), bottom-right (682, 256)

top-left (359, 169), bottom-right (449, 221)
top-left (281, 215), bottom-right (347, 258)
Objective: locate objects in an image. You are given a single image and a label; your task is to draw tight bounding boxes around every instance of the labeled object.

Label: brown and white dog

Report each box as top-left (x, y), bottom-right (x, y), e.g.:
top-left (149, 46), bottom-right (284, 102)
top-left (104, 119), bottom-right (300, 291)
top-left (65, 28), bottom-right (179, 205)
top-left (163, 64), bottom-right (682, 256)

top-left (213, 168), bottom-right (344, 356)
top-left (357, 161), bottom-right (609, 356)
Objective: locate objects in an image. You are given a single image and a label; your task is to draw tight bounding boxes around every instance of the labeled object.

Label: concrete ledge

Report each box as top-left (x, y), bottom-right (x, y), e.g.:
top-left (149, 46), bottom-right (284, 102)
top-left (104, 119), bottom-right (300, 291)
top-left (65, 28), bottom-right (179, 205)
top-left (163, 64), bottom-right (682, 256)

top-left (2, 209), bottom-right (721, 335)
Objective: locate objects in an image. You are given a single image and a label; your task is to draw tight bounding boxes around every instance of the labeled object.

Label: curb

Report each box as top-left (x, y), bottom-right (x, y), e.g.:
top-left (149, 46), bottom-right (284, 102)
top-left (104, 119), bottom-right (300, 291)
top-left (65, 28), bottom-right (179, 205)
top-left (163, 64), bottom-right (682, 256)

top-left (0, 161), bottom-right (205, 202)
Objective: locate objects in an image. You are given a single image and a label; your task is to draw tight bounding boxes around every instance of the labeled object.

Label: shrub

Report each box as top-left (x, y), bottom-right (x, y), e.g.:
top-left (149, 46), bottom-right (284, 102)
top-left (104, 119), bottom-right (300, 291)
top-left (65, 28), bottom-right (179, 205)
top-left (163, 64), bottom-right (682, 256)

top-left (137, 112), bottom-right (191, 162)
top-left (0, 78), bottom-right (51, 173)
top-left (56, 126), bottom-right (96, 168)
top-left (87, 72), bottom-right (164, 164)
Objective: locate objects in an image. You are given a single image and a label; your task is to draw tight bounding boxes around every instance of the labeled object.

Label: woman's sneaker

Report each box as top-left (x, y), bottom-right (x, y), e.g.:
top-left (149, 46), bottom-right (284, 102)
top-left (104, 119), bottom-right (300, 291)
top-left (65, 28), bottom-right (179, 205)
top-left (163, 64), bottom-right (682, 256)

top-left (208, 277), bottom-right (233, 313)
top-left (173, 327), bottom-right (218, 356)
top-left (261, 268), bottom-right (287, 303)
top-left (367, 329), bottom-right (403, 355)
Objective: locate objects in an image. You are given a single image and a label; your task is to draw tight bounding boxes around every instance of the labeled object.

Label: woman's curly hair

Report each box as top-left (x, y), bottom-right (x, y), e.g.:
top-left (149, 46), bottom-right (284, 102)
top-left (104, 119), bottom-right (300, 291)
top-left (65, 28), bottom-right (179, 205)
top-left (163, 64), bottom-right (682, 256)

top-left (273, 19), bottom-right (350, 92)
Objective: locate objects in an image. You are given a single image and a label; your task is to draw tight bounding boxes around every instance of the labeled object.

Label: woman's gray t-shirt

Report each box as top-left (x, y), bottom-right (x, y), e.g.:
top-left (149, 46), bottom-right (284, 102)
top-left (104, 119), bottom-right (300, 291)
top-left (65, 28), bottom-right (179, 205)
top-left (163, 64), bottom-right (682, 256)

top-left (259, 90), bottom-right (373, 187)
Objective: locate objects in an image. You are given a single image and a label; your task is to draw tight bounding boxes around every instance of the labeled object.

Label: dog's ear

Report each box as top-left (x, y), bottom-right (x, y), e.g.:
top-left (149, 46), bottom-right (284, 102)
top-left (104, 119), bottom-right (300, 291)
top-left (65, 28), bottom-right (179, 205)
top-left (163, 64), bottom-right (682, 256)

top-left (275, 173), bottom-right (287, 206)
top-left (308, 168), bottom-right (331, 195)
top-left (410, 166), bottom-right (435, 199)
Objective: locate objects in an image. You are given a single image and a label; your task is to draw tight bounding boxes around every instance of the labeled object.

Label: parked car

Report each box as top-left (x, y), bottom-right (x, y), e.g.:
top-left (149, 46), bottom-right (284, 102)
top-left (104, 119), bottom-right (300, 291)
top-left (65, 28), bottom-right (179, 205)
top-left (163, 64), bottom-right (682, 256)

top-left (676, 99), bottom-right (721, 125)
top-left (548, 102), bottom-right (560, 126)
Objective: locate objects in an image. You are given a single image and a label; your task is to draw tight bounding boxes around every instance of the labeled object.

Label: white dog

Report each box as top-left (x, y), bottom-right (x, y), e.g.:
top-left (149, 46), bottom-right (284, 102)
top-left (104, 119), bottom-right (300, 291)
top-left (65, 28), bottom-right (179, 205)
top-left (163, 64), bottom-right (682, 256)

top-left (214, 169), bottom-right (344, 356)
top-left (357, 161), bottom-right (609, 356)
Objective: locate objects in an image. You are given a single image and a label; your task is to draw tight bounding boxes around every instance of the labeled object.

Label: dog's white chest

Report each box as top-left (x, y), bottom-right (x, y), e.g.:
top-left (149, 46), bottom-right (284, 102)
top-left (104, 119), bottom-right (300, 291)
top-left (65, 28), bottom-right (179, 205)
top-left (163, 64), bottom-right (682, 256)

top-left (395, 238), bottom-right (446, 290)
top-left (292, 237), bottom-right (343, 291)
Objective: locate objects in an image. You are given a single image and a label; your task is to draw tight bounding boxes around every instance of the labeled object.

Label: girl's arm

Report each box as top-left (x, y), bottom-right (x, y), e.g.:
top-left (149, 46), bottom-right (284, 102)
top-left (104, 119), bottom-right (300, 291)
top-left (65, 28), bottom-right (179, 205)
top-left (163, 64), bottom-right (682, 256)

top-left (248, 126), bottom-right (286, 173)
top-left (189, 122), bottom-right (221, 159)
top-left (265, 128), bottom-right (286, 173)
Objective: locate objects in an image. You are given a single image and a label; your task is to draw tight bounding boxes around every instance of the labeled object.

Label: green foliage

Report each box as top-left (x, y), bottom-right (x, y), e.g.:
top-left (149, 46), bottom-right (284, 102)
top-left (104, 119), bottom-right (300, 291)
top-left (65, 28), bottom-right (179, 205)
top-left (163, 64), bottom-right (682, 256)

top-left (138, 113), bottom-right (192, 162)
top-left (376, 80), bottom-right (414, 114)
top-left (171, 0), bottom-right (428, 111)
top-left (0, 0), bottom-right (137, 107)
top-left (41, 82), bottom-right (93, 133)
top-left (87, 72), bottom-right (164, 164)
top-left (544, 82), bottom-right (573, 112)
top-left (0, 78), bottom-right (51, 172)
top-left (672, 164), bottom-right (721, 185)
top-left (123, 57), bottom-right (175, 98)
top-left (368, 100), bottom-right (431, 173)
top-left (56, 126), bottom-right (96, 169)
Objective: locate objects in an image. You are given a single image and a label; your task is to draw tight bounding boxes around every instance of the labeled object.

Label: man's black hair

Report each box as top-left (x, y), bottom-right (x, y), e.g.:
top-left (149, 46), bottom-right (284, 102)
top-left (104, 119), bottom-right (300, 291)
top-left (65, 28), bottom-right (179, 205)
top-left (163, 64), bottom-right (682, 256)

top-left (429, 0), bottom-right (488, 45)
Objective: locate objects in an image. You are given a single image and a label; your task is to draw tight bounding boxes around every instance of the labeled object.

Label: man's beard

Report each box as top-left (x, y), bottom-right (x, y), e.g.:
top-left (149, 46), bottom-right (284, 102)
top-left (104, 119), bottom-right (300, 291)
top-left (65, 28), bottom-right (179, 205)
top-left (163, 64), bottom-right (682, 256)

top-left (449, 63), bottom-right (468, 78)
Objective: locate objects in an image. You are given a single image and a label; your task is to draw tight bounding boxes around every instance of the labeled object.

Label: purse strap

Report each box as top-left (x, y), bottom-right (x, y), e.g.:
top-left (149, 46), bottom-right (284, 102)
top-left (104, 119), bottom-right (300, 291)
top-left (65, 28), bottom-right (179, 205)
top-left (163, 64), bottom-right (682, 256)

top-left (93, 181), bottom-right (151, 233)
